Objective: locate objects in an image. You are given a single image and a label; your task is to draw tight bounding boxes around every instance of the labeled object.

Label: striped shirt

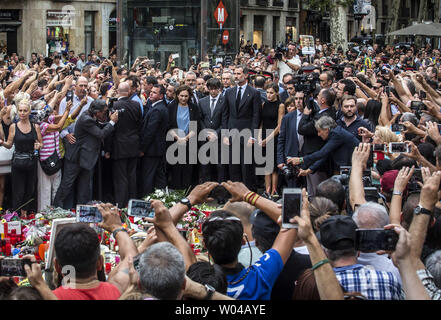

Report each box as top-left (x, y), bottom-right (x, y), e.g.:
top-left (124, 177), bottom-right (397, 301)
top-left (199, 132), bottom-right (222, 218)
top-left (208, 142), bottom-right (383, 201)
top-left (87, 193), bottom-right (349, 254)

top-left (334, 264), bottom-right (405, 300)
top-left (40, 117), bottom-right (61, 161)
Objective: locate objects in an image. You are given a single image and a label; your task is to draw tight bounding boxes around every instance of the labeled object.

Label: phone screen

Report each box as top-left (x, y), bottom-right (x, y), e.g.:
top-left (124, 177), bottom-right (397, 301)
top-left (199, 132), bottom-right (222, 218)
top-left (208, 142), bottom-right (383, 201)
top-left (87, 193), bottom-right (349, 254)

top-left (389, 143), bottom-right (409, 153)
top-left (355, 229), bottom-right (398, 251)
top-left (282, 189), bottom-right (301, 228)
top-left (76, 205), bottom-right (102, 223)
top-left (0, 258), bottom-right (31, 277)
top-left (372, 144), bottom-right (386, 152)
top-left (128, 200), bottom-right (155, 218)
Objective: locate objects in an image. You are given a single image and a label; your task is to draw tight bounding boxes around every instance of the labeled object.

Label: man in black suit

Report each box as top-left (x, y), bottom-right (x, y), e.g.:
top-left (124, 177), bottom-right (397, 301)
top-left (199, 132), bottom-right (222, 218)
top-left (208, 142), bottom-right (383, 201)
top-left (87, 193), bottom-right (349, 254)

top-left (277, 91), bottom-right (305, 188)
top-left (198, 78), bottom-right (226, 183)
top-left (140, 84), bottom-right (169, 196)
top-left (54, 100), bottom-right (119, 208)
top-left (222, 65), bottom-right (261, 191)
top-left (104, 82), bottom-right (143, 207)
top-left (298, 88), bottom-right (336, 196)
top-left (185, 71), bottom-right (199, 104)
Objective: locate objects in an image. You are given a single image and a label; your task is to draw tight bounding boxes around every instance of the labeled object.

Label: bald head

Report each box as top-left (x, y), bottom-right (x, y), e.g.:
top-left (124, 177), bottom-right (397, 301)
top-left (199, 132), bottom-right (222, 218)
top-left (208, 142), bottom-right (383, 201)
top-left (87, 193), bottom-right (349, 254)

top-left (118, 82), bottom-right (130, 97)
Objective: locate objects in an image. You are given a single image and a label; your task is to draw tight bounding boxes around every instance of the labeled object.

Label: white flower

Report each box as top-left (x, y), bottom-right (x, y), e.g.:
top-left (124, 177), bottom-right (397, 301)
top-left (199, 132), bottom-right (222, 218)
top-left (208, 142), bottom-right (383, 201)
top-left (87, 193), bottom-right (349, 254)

top-left (171, 202), bottom-right (176, 206)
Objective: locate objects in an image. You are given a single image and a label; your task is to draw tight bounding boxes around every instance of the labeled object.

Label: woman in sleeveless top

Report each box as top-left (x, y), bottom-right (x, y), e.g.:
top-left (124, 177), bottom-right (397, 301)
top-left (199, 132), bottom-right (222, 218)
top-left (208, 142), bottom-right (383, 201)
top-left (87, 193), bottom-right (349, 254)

top-left (0, 99), bottom-right (42, 217)
top-left (258, 82), bottom-right (286, 199)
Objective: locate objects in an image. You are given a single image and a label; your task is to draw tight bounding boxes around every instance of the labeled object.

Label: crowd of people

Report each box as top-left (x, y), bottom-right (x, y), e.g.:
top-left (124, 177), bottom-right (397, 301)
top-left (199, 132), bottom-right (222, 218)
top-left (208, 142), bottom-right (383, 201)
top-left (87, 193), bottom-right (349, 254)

top-left (0, 37), bottom-right (441, 300)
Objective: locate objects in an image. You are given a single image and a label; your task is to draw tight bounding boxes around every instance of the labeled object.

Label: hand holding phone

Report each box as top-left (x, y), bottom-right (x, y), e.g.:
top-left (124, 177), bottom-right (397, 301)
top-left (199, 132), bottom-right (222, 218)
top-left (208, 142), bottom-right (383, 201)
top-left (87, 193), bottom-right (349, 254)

top-left (128, 199), bottom-right (155, 218)
top-left (389, 142), bottom-right (409, 153)
top-left (76, 205), bottom-right (103, 223)
top-left (355, 228), bottom-right (398, 252)
top-left (282, 188), bottom-right (302, 229)
top-left (0, 258), bottom-right (32, 277)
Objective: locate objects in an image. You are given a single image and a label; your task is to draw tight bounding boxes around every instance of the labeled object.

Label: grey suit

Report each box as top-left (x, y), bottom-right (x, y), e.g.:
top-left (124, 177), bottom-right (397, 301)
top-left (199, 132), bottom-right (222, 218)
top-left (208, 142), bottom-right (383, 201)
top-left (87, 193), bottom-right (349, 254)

top-left (198, 94), bottom-right (227, 183)
top-left (54, 111), bottom-right (115, 208)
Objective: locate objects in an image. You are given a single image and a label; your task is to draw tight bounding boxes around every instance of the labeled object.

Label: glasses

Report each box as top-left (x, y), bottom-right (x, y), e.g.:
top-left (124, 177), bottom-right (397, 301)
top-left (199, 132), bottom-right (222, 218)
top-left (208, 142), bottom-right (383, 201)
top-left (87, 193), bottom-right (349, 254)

top-left (295, 97), bottom-right (303, 100)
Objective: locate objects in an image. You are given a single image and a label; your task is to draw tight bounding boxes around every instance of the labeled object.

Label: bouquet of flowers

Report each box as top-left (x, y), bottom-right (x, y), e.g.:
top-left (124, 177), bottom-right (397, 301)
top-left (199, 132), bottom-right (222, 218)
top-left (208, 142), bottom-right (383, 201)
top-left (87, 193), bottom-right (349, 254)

top-left (143, 188), bottom-right (188, 208)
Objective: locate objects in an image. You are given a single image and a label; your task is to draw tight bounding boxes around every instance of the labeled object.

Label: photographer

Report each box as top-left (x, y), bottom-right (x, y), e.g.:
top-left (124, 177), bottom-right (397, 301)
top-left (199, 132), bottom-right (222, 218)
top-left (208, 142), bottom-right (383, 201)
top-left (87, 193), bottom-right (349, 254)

top-left (273, 43), bottom-right (301, 83)
top-left (104, 82), bottom-right (142, 207)
top-left (54, 100), bottom-right (118, 208)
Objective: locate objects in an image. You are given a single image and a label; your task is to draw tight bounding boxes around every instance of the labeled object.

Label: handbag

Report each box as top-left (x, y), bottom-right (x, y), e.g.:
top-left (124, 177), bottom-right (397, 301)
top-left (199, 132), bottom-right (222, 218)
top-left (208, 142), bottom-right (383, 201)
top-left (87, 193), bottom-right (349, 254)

top-left (12, 152), bottom-right (35, 170)
top-left (39, 133), bottom-right (62, 176)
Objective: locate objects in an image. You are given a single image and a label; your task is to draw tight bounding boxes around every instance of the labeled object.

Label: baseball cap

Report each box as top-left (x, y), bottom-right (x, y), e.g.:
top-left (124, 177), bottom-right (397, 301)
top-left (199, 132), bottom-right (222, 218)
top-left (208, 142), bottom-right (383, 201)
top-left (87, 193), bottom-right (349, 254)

top-left (381, 170), bottom-right (399, 194)
top-left (250, 209), bottom-right (280, 238)
top-left (318, 215), bottom-right (357, 250)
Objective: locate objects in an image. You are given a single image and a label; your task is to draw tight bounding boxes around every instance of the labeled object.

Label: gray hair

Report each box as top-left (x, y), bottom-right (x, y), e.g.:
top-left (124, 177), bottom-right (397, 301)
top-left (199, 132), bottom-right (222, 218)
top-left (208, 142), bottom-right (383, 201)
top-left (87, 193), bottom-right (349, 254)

top-left (425, 250), bottom-right (441, 288)
top-left (401, 112), bottom-right (419, 126)
top-left (352, 202), bottom-right (390, 229)
top-left (185, 71), bottom-right (197, 79)
top-left (138, 242), bottom-right (186, 300)
top-left (315, 116), bottom-right (337, 131)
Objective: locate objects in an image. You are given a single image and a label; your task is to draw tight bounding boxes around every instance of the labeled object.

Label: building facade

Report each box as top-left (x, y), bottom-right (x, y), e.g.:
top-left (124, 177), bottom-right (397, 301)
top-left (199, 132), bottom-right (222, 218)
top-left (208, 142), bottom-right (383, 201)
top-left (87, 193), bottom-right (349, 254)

top-left (0, 0), bottom-right (116, 61)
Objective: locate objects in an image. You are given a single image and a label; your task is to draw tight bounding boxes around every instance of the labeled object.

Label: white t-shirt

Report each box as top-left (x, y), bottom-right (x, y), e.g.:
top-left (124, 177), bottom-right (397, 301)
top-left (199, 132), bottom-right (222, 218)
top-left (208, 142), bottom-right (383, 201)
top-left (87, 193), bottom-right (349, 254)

top-left (278, 55), bottom-right (301, 82)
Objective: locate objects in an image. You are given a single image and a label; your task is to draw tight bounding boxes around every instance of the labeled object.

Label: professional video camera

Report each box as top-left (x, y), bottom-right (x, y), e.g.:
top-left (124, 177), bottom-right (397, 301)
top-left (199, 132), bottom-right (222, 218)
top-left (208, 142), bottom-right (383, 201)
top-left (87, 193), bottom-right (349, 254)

top-left (323, 60), bottom-right (346, 80)
top-left (108, 97), bottom-right (125, 115)
top-left (292, 66), bottom-right (320, 96)
top-left (274, 44), bottom-right (289, 60)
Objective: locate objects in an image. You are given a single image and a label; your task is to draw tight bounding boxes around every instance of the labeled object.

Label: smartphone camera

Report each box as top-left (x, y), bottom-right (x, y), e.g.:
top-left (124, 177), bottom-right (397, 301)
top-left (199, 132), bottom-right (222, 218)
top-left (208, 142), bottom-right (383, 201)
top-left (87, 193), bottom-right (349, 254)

top-left (66, 90), bottom-right (73, 102)
top-left (208, 186), bottom-right (231, 203)
top-left (355, 228), bottom-right (399, 252)
top-left (372, 144), bottom-right (387, 152)
top-left (420, 90), bottom-right (427, 100)
top-left (128, 199), bottom-right (155, 218)
top-left (389, 142), bottom-right (409, 153)
top-left (76, 205), bottom-right (103, 223)
top-left (282, 189), bottom-right (302, 229)
top-left (391, 123), bottom-right (404, 132)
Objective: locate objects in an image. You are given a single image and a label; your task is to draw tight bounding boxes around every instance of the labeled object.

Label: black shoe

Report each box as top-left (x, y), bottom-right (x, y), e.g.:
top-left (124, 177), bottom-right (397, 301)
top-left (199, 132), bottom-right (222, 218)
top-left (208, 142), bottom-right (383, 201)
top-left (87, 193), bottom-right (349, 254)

top-left (262, 191), bottom-right (271, 199)
top-left (271, 192), bottom-right (280, 200)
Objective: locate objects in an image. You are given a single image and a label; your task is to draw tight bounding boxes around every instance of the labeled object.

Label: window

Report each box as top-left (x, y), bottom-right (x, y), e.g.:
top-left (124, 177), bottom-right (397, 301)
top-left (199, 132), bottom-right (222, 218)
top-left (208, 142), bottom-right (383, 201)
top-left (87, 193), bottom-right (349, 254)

top-left (84, 11), bottom-right (95, 55)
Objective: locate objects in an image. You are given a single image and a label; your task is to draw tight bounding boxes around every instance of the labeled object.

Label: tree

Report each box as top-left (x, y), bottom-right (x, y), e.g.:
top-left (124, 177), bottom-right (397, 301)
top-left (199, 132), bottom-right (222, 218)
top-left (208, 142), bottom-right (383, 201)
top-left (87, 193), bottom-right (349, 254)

top-left (308, 0), bottom-right (354, 50)
top-left (386, 0), bottom-right (401, 44)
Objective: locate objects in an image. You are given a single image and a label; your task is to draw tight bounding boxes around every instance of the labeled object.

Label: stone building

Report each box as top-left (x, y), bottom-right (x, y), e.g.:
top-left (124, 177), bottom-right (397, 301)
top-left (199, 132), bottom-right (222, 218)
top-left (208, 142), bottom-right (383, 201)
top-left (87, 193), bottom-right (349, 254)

top-left (0, 0), bottom-right (116, 60)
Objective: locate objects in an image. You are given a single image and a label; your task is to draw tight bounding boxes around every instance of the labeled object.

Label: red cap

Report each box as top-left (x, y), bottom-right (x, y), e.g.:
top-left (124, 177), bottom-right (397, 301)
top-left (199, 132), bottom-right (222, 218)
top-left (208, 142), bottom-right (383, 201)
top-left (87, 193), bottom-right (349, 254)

top-left (381, 170), bottom-right (399, 194)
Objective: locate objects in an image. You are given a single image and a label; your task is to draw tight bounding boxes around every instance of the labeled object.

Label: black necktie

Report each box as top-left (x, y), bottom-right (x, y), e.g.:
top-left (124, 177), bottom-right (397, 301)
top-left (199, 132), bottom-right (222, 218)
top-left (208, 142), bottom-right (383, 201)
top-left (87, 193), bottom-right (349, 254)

top-left (211, 98), bottom-right (216, 117)
top-left (236, 86), bottom-right (242, 109)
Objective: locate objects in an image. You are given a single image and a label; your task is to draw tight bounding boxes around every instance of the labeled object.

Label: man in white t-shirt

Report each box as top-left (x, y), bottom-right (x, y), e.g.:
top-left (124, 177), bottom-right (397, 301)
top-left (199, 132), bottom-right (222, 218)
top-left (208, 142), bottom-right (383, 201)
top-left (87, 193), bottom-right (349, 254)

top-left (273, 43), bottom-right (301, 83)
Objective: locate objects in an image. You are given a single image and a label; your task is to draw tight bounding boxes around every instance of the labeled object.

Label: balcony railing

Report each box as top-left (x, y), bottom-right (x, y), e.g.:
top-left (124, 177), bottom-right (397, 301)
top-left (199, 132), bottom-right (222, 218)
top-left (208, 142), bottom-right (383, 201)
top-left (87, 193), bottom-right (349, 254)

top-left (288, 0), bottom-right (298, 9)
top-left (273, 0), bottom-right (284, 7)
top-left (256, 0), bottom-right (268, 7)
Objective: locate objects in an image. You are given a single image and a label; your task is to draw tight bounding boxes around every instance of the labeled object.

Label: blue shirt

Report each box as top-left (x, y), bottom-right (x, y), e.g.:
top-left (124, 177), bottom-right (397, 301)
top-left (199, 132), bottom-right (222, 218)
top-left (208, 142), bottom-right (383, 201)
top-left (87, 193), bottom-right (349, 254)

top-left (131, 93), bottom-right (144, 117)
top-left (334, 264), bottom-right (404, 300)
top-left (176, 105), bottom-right (190, 136)
top-left (226, 248), bottom-right (283, 300)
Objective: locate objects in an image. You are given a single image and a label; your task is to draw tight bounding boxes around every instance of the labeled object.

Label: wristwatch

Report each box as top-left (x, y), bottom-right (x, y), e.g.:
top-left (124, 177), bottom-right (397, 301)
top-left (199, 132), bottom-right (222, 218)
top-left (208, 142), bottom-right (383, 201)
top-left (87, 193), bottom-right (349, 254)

top-left (414, 205), bottom-right (432, 216)
top-left (180, 197), bottom-right (192, 211)
top-left (112, 227), bottom-right (128, 239)
top-left (392, 190), bottom-right (403, 197)
top-left (204, 284), bottom-right (215, 300)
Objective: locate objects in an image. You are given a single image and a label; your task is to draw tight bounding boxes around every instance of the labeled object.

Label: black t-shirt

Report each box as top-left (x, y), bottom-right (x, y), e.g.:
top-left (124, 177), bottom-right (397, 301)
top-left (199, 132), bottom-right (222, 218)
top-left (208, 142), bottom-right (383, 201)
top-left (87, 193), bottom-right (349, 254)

top-left (270, 250), bottom-right (311, 300)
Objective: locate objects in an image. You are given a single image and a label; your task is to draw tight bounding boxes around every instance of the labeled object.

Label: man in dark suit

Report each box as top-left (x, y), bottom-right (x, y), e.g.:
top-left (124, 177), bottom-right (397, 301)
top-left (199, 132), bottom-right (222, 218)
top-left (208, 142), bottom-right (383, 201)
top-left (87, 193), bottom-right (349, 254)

top-left (54, 100), bottom-right (118, 208)
top-left (298, 88), bottom-right (337, 195)
top-left (222, 65), bottom-right (261, 191)
top-left (140, 84), bottom-right (169, 196)
top-left (104, 82), bottom-right (143, 207)
top-left (198, 78), bottom-right (226, 183)
top-left (277, 91), bottom-right (305, 188)
top-left (289, 116), bottom-right (359, 176)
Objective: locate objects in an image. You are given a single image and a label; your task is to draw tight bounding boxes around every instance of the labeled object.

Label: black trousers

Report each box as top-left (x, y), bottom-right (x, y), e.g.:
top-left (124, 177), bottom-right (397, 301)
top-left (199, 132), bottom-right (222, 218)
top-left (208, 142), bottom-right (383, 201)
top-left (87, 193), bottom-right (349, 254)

top-left (199, 139), bottom-right (226, 183)
top-left (142, 156), bottom-right (167, 196)
top-left (113, 157), bottom-right (138, 207)
top-left (53, 158), bottom-right (93, 209)
top-left (12, 162), bottom-right (37, 212)
top-left (228, 142), bottom-right (256, 191)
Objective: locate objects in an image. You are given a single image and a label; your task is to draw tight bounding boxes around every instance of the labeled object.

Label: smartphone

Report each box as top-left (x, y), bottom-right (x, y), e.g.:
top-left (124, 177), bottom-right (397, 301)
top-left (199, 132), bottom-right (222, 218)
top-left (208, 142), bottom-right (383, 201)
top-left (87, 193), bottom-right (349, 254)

top-left (171, 53), bottom-right (179, 60)
top-left (372, 144), bottom-right (387, 152)
top-left (410, 101), bottom-right (425, 110)
top-left (178, 70), bottom-right (184, 80)
top-left (55, 83), bottom-right (63, 92)
top-left (420, 90), bottom-right (427, 100)
top-left (133, 254), bottom-right (141, 273)
top-left (391, 123), bottom-right (404, 132)
top-left (389, 142), bottom-right (409, 153)
top-left (413, 168), bottom-right (423, 182)
top-left (76, 205), bottom-right (103, 223)
top-left (208, 185), bottom-right (231, 202)
top-left (200, 62), bottom-right (210, 69)
top-left (282, 188), bottom-right (302, 229)
top-left (128, 199), bottom-right (155, 218)
top-left (0, 258), bottom-right (32, 277)
top-left (384, 86), bottom-right (391, 96)
top-left (66, 90), bottom-right (73, 102)
top-left (364, 187), bottom-right (379, 202)
top-left (355, 228), bottom-right (399, 251)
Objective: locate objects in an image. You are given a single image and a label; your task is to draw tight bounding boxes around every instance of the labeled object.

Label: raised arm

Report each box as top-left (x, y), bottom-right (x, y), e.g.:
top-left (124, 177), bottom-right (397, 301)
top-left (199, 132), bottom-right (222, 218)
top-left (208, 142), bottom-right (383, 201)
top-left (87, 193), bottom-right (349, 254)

top-left (349, 143), bottom-right (371, 210)
top-left (390, 166), bottom-right (414, 225)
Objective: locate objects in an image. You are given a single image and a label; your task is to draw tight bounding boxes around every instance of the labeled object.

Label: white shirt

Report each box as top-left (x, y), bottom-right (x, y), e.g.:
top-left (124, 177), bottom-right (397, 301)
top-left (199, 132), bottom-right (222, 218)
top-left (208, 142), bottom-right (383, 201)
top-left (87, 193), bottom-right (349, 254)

top-left (278, 55), bottom-right (301, 82)
top-left (236, 83), bottom-right (248, 100)
top-left (296, 110), bottom-right (304, 151)
top-left (59, 94), bottom-right (93, 138)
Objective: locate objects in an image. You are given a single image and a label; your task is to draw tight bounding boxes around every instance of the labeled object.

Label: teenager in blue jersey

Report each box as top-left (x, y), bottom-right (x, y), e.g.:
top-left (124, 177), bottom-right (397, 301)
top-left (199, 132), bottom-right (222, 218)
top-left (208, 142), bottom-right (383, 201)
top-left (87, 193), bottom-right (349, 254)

top-left (202, 181), bottom-right (298, 300)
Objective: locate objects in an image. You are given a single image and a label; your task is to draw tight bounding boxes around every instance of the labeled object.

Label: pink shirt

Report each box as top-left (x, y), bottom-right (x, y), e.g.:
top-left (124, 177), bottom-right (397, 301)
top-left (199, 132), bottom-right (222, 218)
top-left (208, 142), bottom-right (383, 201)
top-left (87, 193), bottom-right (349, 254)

top-left (40, 116), bottom-right (61, 161)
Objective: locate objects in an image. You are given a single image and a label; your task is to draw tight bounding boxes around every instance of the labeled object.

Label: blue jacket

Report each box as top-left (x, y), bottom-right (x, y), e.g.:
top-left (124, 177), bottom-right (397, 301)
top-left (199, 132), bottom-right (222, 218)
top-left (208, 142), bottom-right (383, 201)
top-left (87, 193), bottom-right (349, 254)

top-left (303, 125), bottom-right (359, 172)
top-left (277, 111), bottom-right (301, 165)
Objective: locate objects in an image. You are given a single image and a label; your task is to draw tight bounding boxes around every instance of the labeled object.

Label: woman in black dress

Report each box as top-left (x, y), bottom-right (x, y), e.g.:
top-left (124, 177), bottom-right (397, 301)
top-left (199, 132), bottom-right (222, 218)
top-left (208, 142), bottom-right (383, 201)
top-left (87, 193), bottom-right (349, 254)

top-left (167, 85), bottom-right (201, 190)
top-left (258, 82), bottom-right (285, 199)
top-left (0, 99), bottom-right (42, 217)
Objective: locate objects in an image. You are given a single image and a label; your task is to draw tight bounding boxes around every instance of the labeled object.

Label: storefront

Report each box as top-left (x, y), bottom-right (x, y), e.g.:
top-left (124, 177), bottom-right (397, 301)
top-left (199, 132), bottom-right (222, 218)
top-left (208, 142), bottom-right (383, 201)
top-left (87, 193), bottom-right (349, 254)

top-left (46, 10), bottom-right (75, 56)
top-left (0, 10), bottom-right (21, 56)
top-left (118, 0), bottom-right (239, 69)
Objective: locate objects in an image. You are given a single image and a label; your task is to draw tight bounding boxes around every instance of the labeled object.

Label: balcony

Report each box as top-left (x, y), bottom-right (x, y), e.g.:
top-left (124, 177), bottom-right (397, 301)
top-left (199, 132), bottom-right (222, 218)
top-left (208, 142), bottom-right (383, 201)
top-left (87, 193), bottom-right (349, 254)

top-left (256, 0), bottom-right (268, 7)
top-left (240, 0), bottom-right (249, 6)
top-left (273, 0), bottom-right (284, 7)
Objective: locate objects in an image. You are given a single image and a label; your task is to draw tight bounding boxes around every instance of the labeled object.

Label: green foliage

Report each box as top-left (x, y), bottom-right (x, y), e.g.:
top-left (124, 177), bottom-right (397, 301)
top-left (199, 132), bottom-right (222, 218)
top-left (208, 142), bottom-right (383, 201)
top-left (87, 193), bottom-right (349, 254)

top-left (307, 0), bottom-right (355, 11)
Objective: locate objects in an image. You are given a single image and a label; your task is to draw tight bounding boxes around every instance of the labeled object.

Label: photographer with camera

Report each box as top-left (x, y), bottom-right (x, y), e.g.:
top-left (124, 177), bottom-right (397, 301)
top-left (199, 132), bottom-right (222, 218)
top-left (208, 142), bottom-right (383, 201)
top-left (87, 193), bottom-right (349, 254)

top-left (104, 82), bottom-right (142, 207)
top-left (54, 100), bottom-right (119, 208)
top-left (277, 92), bottom-right (305, 188)
top-left (273, 43), bottom-right (301, 84)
